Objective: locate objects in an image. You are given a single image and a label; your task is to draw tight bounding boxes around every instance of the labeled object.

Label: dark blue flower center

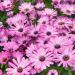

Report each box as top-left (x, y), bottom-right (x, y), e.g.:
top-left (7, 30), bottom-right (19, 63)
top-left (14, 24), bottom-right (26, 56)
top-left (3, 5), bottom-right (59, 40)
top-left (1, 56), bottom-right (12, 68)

top-left (34, 31), bottom-right (38, 34)
top-left (17, 67), bottom-right (23, 73)
top-left (46, 31), bottom-right (51, 36)
top-left (18, 28), bottom-right (23, 32)
top-left (51, 73), bottom-right (54, 75)
top-left (39, 56), bottom-right (45, 62)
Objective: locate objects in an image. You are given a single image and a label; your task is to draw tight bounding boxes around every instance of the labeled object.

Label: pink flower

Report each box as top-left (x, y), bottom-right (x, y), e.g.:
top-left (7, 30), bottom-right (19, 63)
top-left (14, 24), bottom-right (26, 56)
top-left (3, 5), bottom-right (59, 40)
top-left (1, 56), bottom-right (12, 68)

top-left (56, 47), bottom-right (75, 67)
top-left (6, 13), bottom-right (30, 36)
top-left (53, 17), bottom-right (72, 29)
top-left (39, 25), bottom-right (58, 39)
top-left (8, 24), bottom-right (30, 36)
top-left (35, 2), bottom-right (45, 10)
top-left (2, 0), bottom-right (13, 11)
top-left (47, 69), bottom-right (58, 75)
top-left (19, 3), bottom-right (34, 14)
top-left (0, 51), bottom-right (9, 64)
top-left (6, 13), bottom-right (28, 26)
top-left (39, 8), bottom-right (57, 18)
top-left (6, 57), bottom-right (31, 75)
top-left (48, 36), bottom-right (72, 53)
top-left (37, 16), bottom-right (49, 25)
top-left (3, 41), bottom-right (19, 51)
top-left (28, 25), bottom-right (41, 37)
top-left (29, 46), bottom-right (54, 71)
top-left (56, 4), bottom-right (75, 15)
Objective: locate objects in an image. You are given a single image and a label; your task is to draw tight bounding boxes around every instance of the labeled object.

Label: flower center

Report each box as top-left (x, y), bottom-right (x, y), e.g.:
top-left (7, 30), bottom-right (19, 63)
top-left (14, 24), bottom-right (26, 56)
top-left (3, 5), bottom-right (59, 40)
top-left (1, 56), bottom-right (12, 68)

top-left (66, 10), bottom-right (71, 13)
top-left (54, 44), bottom-right (61, 49)
top-left (59, 32), bottom-right (66, 36)
top-left (63, 55), bottom-right (70, 61)
top-left (26, 8), bottom-right (29, 11)
top-left (18, 28), bottom-right (23, 32)
top-left (70, 31), bottom-right (75, 34)
top-left (44, 40), bottom-right (48, 44)
top-left (17, 67), bottom-right (23, 73)
top-left (46, 31), bottom-right (51, 36)
top-left (51, 73), bottom-right (54, 75)
top-left (39, 56), bottom-right (45, 62)
top-left (42, 21), bottom-right (46, 24)
top-left (59, 22), bottom-right (65, 25)
top-left (34, 31), bottom-right (38, 34)
top-left (23, 40), bottom-right (27, 44)
top-left (3, 58), bottom-right (7, 62)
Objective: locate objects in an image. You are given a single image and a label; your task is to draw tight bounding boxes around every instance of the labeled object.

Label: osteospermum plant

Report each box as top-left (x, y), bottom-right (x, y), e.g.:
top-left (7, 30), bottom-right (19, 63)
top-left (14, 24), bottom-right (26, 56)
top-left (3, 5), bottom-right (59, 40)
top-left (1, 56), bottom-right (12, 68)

top-left (0, 0), bottom-right (75, 75)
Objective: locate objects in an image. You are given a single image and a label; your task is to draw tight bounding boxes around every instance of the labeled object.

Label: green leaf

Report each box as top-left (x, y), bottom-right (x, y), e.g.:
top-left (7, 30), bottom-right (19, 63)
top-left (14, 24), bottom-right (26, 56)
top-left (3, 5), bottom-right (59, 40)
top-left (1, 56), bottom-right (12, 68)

top-left (0, 46), bottom-right (4, 52)
top-left (39, 65), bottom-right (63, 75)
top-left (61, 68), bottom-right (72, 75)
top-left (44, 0), bottom-right (52, 8)
top-left (24, 0), bottom-right (35, 3)
top-left (1, 64), bottom-right (7, 74)
top-left (39, 65), bottom-right (73, 75)
top-left (0, 11), bottom-right (7, 22)
top-left (13, 1), bottom-right (20, 15)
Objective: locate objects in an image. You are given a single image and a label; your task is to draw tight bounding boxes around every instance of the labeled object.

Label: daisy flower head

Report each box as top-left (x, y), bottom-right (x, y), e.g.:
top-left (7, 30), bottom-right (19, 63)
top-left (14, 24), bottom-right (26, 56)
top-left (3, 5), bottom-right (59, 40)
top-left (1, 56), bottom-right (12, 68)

top-left (47, 69), bottom-right (58, 75)
top-left (57, 4), bottom-right (75, 15)
top-left (6, 13), bottom-right (28, 26)
top-left (48, 36), bottom-right (73, 53)
top-left (6, 57), bottom-right (31, 75)
top-left (56, 47), bottom-right (75, 67)
top-left (39, 8), bottom-right (57, 18)
top-left (29, 47), bottom-right (54, 71)
top-left (35, 2), bottom-right (45, 10)
top-left (8, 24), bottom-right (31, 36)
top-left (53, 16), bottom-right (72, 29)
top-left (28, 25), bottom-right (41, 37)
top-left (39, 24), bottom-right (58, 39)
top-left (2, 0), bottom-right (13, 11)
top-left (19, 2), bottom-right (34, 14)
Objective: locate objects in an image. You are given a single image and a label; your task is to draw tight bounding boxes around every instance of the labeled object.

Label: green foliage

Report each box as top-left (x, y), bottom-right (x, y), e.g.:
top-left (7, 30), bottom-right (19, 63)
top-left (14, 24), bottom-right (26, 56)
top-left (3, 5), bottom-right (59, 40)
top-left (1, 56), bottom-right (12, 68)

top-left (2, 64), bottom-right (7, 74)
top-left (39, 65), bottom-right (72, 75)
top-left (0, 46), bottom-right (4, 52)
top-left (0, 64), bottom-right (7, 74)
top-left (44, 0), bottom-right (52, 8)
top-left (0, 11), bottom-right (7, 22)
top-left (13, 1), bottom-right (20, 15)
top-left (24, 0), bottom-right (35, 3)
top-left (61, 68), bottom-right (72, 75)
